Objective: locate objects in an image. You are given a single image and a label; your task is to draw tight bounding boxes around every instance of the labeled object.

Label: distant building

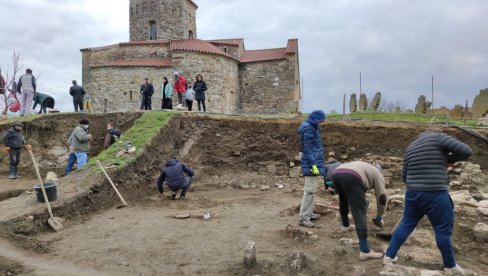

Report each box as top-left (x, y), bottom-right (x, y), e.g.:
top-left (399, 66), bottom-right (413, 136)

top-left (80, 0), bottom-right (301, 114)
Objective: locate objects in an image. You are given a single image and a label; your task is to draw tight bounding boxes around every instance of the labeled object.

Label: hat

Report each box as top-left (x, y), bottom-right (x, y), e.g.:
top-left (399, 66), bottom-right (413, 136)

top-left (79, 119), bottom-right (90, 125)
top-left (12, 122), bottom-right (23, 128)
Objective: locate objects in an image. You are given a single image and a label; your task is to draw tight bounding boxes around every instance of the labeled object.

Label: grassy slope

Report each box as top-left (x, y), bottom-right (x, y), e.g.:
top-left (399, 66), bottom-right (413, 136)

top-left (89, 111), bottom-right (176, 168)
top-left (327, 112), bottom-right (479, 126)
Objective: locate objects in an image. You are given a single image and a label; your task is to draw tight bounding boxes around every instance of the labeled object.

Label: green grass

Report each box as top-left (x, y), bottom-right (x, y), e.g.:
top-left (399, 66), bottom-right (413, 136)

top-left (327, 112), bottom-right (480, 127)
top-left (89, 111), bottom-right (176, 168)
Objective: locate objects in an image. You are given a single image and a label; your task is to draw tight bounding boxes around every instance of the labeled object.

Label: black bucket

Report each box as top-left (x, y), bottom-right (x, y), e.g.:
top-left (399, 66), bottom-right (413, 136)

top-left (34, 182), bottom-right (57, 202)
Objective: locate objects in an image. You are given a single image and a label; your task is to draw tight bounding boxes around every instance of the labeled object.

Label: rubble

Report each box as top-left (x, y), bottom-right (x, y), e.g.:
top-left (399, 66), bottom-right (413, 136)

top-left (380, 264), bottom-right (444, 276)
top-left (289, 167), bottom-right (301, 178)
top-left (260, 185), bottom-right (270, 191)
top-left (285, 225), bottom-right (318, 243)
top-left (339, 238), bottom-right (359, 246)
top-left (267, 165), bottom-right (277, 175)
top-left (288, 251), bottom-right (306, 273)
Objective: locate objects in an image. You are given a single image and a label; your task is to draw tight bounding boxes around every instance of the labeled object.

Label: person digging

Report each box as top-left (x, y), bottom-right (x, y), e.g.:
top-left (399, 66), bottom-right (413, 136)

top-left (157, 159), bottom-right (195, 200)
top-left (2, 122), bottom-right (32, 179)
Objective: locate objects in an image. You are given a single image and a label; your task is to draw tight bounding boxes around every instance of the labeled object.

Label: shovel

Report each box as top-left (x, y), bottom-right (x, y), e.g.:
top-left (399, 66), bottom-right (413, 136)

top-left (21, 134), bottom-right (63, 231)
top-left (97, 161), bottom-right (128, 208)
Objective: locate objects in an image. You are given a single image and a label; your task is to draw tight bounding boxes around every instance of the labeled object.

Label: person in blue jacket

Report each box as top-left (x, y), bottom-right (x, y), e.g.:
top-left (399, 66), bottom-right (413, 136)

top-left (157, 159), bottom-right (195, 200)
top-left (297, 110), bottom-right (326, 228)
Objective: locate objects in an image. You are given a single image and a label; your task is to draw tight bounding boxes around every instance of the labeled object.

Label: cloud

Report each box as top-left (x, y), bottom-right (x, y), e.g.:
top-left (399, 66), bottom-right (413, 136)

top-left (1, 0), bottom-right (487, 114)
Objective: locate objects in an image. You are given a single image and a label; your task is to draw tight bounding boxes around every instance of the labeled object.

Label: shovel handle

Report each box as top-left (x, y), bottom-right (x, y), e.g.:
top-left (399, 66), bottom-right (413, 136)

top-left (97, 161), bottom-right (128, 206)
top-left (27, 149), bottom-right (55, 219)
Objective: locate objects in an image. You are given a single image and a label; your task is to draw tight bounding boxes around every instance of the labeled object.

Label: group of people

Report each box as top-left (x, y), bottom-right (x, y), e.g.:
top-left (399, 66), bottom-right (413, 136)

top-left (297, 110), bottom-right (473, 274)
top-left (140, 72), bottom-right (208, 112)
top-left (12, 68), bottom-right (55, 116)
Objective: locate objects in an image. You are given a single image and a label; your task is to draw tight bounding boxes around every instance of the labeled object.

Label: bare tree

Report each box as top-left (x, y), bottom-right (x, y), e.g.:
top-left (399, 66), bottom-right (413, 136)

top-left (1, 51), bottom-right (23, 115)
top-left (378, 96), bottom-right (408, 113)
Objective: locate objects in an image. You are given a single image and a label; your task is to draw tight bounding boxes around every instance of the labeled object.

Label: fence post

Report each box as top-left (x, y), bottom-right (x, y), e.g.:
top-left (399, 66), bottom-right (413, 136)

top-left (464, 99), bottom-right (468, 126)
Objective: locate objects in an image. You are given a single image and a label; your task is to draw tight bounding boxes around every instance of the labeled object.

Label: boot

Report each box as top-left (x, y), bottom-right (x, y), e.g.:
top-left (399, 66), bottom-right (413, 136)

top-left (14, 166), bottom-right (21, 178)
top-left (8, 166), bottom-right (16, 179)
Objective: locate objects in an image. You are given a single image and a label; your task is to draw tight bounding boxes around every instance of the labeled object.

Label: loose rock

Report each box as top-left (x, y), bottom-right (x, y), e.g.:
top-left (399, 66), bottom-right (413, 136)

top-left (288, 251), bottom-right (306, 273)
top-left (474, 223), bottom-right (488, 242)
top-left (261, 185), bottom-right (270, 191)
top-left (243, 240), bottom-right (257, 268)
top-left (289, 167), bottom-right (301, 178)
top-left (339, 238), bottom-right (359, 246)
top-left (267, 165), bottom-right (277, 175)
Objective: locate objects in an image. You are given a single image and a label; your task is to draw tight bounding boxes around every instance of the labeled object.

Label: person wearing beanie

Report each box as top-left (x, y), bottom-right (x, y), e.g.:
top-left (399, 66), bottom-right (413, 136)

top-left (2, 122), bottom-right (32, 179)
top-left (71, 119), bottom-right (92, 169)
top-left (332, 161), bottom-right (387, 261)
top-left (297, 110), bottom-right (327, 228)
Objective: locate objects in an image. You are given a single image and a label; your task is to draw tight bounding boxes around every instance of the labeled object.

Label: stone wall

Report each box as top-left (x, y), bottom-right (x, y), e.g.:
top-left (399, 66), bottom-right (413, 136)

top-left (472, 89), bottom-right (488, 118)
top-left (84, 67), bottom-right (173, 113)
top-left (172, 51), bottom-right (240, 113)
top-left (129, 0), bottom-right (197, 41)
top-left (238, 57), bottom-right (299, 114)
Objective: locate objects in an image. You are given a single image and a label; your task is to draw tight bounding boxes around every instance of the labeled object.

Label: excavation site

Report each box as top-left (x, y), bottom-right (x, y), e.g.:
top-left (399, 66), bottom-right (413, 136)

top-left (0, 112), bottom-right (487, 276)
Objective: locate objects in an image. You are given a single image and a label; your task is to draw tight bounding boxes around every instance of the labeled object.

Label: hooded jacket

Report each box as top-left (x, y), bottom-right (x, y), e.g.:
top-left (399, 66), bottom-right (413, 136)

top-left (157, 159), bottom-right (195, 193)
top-left (33, 92), bottom-right (55, 108)
top-left (298, 110), bottom-right (326, 176)
top-left (160, 82), bottom-right (173, 99)
top-left (3, 127), bottom-right (24, 148)
top-left (174, 76), bottom-right (187, 94)
top-left (72, 125), bottom-right (92, 152)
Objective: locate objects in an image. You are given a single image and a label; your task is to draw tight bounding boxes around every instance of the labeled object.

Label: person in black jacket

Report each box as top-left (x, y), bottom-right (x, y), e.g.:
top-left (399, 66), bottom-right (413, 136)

top-left (384, 129), bottom-right (473, 274)
top-left (157, 159), bottom-right (195, 200)
top-left (193, 75), bottom-right (208, 112)
top-left (69, 80), bottom-right (86, 112)
top-left (2, 122), bottom-right (32, 179)
top-left (140, 78), bottom-right (154, 110)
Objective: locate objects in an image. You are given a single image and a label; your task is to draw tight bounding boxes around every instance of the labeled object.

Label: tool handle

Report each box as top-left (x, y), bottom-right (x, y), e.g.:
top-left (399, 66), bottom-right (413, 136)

top-left (28, 149), bottom-right (55, 218)
top-left (97, 161), bottom-right (128, 206)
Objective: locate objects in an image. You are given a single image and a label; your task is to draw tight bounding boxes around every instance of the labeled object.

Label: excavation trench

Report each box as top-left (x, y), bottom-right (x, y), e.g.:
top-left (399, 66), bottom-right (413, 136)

top-left (0, 114), bottom-right (487, 275)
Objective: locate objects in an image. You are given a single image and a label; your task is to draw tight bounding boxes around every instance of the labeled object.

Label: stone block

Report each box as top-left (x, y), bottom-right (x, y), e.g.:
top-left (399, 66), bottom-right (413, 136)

top-left (350, 94), bottom-right (358, 113)
top-left (474, 223), bottom-right (488, 242)
top-left (289, 167), bottom-right (301, 178)
top-left (472, 89), bottom-right (488, 118)
top-left (267, 165), bottom-right (277, 175)
top-left (243, 240), bottom-right (256, 268)
top-left (288, 251), bottom-right (306, 273)
top-left (358, 93), bottom-right (368, 111)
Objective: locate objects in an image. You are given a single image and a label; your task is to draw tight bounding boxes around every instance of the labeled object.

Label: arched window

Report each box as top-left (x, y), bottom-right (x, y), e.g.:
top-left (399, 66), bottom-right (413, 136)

top-left (189, 30), bottom-right (194, 39)
top-left (149, 21), bottom-right (157, 40)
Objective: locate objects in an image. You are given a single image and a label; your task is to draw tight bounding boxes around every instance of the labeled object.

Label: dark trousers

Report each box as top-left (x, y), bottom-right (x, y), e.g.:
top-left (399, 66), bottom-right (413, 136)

top-left (162, 98), bottom-right (172, 109)
top-left (9, 148), bottom-right (21, 166)
top-left (169, 176), bottom-right (193, 197)
top-left (141, 96), bottom-right (152, 110)
top-left (386, 190), bottom-right (456, 268)
top-left (74, 101), bottom-right (84, 112)
top-left (186, 100), bottom-right (193, 111)
top-left (64, 153), bottom-right (77, 176)
top-left (197, 100), bottom-right (206, 112)
top-left (39, 102), bottom-right (48, 114)
top-left (177, 93), bottom-right (185, 106)
top-left (332, 173), bottom-right (368, 239)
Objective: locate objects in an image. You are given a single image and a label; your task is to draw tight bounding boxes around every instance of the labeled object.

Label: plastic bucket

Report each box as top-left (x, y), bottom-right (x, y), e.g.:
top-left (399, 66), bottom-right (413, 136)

top-left (34, 182), bottom-right (57, 202)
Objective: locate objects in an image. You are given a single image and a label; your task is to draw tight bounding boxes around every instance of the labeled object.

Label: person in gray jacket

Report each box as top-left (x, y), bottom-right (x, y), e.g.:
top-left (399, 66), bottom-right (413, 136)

top-left (2, 122), bottom-right (32, 179)
top-left (17, 69), bottom-right (36, 117)
top-left (69, 80), bottom-right (86, 112)
top-left (384, 129), bottom-right (473, 275)
top-left (72, 119), bottom-right (92, 169)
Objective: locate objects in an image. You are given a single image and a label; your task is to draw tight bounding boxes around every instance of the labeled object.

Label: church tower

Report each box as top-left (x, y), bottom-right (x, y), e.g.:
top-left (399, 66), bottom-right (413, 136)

top-left (129, 0), bottom-right (198, 41)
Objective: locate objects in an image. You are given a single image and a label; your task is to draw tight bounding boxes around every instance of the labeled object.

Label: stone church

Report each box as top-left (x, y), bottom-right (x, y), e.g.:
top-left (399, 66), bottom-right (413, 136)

top-left (81, 0), bottom-right (301, 114)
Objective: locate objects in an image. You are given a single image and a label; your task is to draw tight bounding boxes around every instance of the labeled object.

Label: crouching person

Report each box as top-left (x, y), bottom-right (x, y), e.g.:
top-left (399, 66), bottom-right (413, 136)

top-left (332, 161), bottom-right (387, 261)
top-left (157, 159), bottom-right (195, 200)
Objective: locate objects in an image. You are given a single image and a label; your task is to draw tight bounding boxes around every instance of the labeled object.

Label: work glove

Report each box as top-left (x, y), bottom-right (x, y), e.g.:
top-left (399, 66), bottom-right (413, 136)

top-left (25, 144), bottom-right (32, 151)
top-left (372, 215), bottom-right (384, 228)
top-left (311, 165), bottom-right (320, 175)
top-left (3, 147), bottom-right (10, 153)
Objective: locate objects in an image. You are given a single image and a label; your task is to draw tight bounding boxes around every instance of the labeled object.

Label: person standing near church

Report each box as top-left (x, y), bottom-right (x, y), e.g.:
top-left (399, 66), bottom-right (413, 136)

top-left (174, 72), bottom-right (187, 107)
top-left (140, 78), bottom-right (154, 110)
top-left (193, 75), bottom-right (208, 112)
top-left (16, 69), bottom-right (36, 117)
top-left (70, 80), bottom-right (86, 112)
top-left (161, 77), bottom-right (173, 109)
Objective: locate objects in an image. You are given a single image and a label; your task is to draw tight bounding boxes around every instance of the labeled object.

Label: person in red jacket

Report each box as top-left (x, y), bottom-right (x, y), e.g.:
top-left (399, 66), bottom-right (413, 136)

top-left (174, 72), bottom-right (187, 107)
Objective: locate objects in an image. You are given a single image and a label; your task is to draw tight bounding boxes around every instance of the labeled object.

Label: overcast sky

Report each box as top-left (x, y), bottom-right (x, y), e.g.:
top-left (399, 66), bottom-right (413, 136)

top-left (1, 0), bottom-right (487, 113)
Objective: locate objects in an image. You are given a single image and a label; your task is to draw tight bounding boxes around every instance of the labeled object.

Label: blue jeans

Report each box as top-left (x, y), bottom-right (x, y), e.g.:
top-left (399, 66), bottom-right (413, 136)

top-left (74, 152), bottom-right (88, 169)
top-left (64, 153), bottom-right (77, 176)
top-left (386, 190), bottom-right (455, 268)
top-left (170, 176), bottom-right (193, 197)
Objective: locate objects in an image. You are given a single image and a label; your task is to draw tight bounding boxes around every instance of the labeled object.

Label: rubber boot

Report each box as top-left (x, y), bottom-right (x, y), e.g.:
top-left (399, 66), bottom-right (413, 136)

top-left (8, 166), bottom-right (16, 179)
top-left (14, 166), bottom-right (21, 179)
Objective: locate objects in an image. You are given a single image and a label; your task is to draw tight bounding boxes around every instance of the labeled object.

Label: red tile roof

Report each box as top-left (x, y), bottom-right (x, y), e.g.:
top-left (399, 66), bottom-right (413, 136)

top-left (170, 39), bottom-right (236, 59)
top-left (285, 39), bottom-right (298, 54)
top-left (92, 59), bottom-right (172, 68)
top-left (240, 48), bottom-right (288, 63)
top-left (207, 38), bottom-right (244, 46)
